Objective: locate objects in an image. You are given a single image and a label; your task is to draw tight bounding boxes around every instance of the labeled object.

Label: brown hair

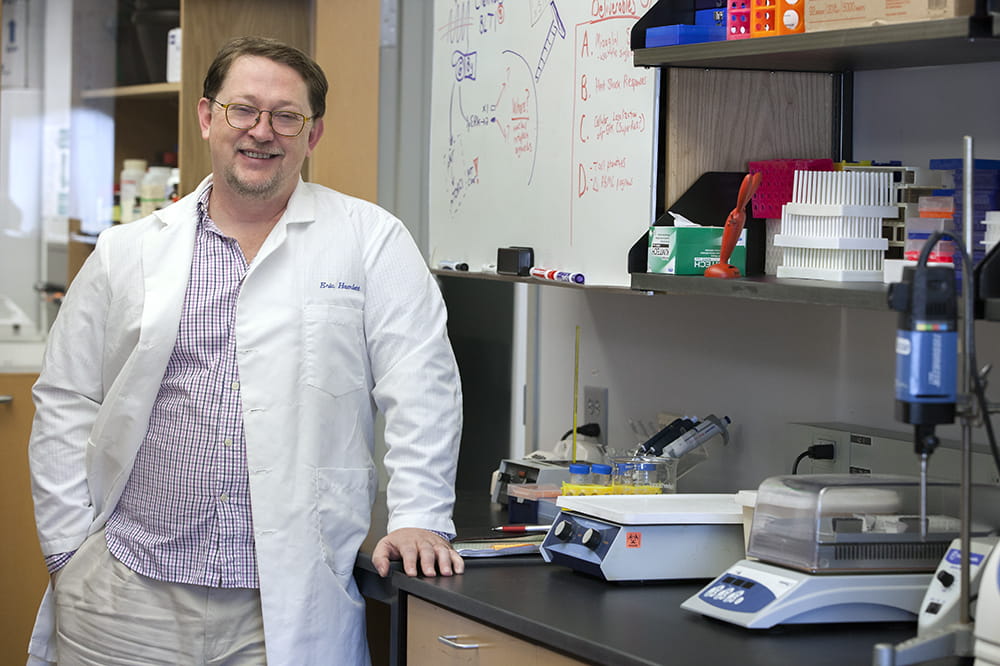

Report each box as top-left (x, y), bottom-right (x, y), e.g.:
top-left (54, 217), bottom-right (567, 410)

top-left (202, 36), bottom-right (328, 119)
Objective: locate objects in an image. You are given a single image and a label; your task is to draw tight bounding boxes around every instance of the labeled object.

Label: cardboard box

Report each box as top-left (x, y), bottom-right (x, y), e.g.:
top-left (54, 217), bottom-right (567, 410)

top-left (647, 226), bottom-right (747, 275)
top-left (805, 0), bottom-right (975, 32)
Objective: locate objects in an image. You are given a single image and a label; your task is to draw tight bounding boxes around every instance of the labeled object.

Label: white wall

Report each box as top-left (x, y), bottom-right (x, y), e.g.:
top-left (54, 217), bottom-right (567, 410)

top-left (852, 62), bottom-right (1000, 167)
top-left (532, 287), bottom-right (1000, 492)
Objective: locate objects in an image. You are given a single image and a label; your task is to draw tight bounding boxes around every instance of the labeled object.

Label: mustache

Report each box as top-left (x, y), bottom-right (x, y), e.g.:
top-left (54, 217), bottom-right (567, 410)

top-left (237, 142), bottom-right (284, 156)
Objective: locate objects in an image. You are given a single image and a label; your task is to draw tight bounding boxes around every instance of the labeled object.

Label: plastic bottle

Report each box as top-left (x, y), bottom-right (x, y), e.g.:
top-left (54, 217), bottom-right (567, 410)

top-left (166, 28), bottom-right (182, 83)
top-left (568, 463), bottom-right (591, 485)
top-left (590, 463), bottom-right (612, 486)
top-left (167, 167), bottom-right (180, 203)
top-left (119, 159), bottom-right (147, 223)
top-left (111, 187), bottom-right (121, 225)
top-left (139, 165), bottom-right (172, 217)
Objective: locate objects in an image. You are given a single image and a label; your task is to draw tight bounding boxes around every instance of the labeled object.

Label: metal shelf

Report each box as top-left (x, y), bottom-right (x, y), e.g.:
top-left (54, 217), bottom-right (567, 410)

top-left (431, 269), bottom-right (651, 296)
top-left (434, 269), bottom-right (1000, 319)
top-left (629, 273), bottom-right (890, 309)
top-left (633, 17), bottom-right (999, 72)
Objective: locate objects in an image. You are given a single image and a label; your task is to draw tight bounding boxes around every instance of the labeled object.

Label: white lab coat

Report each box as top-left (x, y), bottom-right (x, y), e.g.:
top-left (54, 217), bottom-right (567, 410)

top-left (27, 176), bottom-right (462, 665)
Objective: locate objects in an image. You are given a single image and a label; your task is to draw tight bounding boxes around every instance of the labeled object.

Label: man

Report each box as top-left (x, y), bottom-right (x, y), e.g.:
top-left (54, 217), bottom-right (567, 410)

top-left (27, 36), bottom-right (463, 665)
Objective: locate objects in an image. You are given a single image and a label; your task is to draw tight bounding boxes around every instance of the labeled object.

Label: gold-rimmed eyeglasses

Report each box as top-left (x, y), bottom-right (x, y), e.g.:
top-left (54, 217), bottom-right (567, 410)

top-left (210, 99), bottom-right (313, 137)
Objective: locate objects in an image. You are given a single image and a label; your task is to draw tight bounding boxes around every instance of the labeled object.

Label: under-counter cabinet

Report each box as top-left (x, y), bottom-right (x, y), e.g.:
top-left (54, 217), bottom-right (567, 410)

top-left (0, 373), bottom-right (47, 664)
top-left (406, 595), bottom-right (587, 665)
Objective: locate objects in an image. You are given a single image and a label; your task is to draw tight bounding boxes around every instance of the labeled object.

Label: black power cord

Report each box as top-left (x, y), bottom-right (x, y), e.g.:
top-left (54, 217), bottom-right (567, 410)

top-left (559, 423), bottom-right (601, 441)
top-left (792, 442), bottom-right (836, 474)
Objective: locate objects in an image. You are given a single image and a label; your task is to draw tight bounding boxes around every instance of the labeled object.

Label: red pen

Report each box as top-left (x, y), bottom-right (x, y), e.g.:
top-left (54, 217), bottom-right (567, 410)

top-left (491, 525), bottom-right (550, 533)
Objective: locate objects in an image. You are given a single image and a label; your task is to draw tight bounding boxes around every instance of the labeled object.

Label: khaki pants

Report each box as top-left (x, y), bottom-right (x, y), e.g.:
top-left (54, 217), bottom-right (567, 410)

top-left (53, 530), bottom-right (266, 665)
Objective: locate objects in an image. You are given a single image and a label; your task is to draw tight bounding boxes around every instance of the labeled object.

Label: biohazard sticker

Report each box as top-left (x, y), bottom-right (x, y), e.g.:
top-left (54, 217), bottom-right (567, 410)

top-left (626, 531), bottom-right (642, 548)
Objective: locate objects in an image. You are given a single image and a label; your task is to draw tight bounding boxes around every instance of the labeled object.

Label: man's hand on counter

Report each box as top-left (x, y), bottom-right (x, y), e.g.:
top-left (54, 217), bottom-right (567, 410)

top-left (372, 528), bottom-right (465, 578)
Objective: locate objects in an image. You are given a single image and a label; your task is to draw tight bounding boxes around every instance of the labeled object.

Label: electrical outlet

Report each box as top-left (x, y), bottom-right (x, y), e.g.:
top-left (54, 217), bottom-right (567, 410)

top-left (584, 386), bottom-right (608, 445)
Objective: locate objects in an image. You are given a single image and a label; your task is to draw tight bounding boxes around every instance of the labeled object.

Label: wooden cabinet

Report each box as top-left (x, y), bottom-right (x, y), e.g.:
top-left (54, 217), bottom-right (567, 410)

top-left (177, 0), bottom-right (313, 195)
top-left (67, 1), bottom-right (312, 284)
top-left (73, 0), bottom-right (381, 206)
top-left (70, 0), bottom-right (380, 247)
top-left (406, 595), bottom-right (586, 665)
top-left (0, 373), bottom-right (47, 665)
top-left (74, 0), bottom-right (314, 203)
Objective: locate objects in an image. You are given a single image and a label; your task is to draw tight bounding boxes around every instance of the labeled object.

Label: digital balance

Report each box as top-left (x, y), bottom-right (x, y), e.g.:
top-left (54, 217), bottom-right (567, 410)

top-left (539, 493), bottom-right (746, 581)
top-left (681, 474), bottom-right (997, 629)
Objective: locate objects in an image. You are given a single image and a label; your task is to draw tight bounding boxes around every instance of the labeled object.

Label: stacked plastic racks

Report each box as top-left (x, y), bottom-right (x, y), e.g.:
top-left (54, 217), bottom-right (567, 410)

top-left (773, 170), bottom-right (897, 281)
top-left (927, 158), bottom-right (1000, 266)
top-left (726, 0), bottom-right (806, 39)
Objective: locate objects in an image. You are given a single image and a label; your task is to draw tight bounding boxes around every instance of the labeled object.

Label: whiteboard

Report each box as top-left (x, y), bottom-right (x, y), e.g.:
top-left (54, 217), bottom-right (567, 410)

top-left (429, 1), bottom-right (659, 287)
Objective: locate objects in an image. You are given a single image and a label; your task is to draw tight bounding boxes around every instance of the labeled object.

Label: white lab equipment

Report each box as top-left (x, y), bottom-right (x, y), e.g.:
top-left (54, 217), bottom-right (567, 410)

top-left (540, 493), bottom-right (746, 581)
top-left (974, 544), bottom-right (1000, 665)
top-left (919, 536), bottom-right (998, 636)
top-left (681, 475), bottom-right (1000, 629)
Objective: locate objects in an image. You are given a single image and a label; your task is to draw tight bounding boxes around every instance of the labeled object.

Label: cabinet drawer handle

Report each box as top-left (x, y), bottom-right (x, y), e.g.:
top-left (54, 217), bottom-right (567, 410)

top-left (437, 634), bottom-right (482, 649)
top-left (0, 395), bottom-right (12, 404)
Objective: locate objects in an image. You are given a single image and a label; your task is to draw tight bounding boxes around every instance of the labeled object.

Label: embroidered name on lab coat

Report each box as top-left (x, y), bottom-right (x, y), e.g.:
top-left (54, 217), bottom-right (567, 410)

top-left (319, 281), bottom-right (360, 291)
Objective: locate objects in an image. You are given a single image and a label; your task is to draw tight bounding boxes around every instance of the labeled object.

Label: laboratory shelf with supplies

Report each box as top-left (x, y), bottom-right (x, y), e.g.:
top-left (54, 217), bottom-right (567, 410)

top-left (631, 15), bottom-right (1000, 72)
top-left (628, 4), bottom-right (1000, 320)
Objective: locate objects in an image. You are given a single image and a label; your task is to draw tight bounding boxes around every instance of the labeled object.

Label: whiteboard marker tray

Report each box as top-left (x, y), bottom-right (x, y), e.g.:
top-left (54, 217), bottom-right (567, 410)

top-left (555, 493), bottom-right (742, 525)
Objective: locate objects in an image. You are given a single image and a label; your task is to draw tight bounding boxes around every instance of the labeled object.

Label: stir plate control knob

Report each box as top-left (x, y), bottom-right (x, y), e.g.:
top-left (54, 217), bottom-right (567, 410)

top-left (553, 520), bottom-right (574, 541)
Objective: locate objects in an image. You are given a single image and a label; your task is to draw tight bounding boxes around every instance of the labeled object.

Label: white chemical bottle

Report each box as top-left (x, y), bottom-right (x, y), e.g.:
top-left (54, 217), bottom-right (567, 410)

top-left (119, 158), bottom-right (147, 223)
top-left (140, 166), bottom-right (172, 218)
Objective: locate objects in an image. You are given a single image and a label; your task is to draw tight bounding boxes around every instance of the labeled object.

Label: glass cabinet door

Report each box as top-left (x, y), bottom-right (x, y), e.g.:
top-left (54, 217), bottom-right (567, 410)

top-left (1, 0), bottom-right (60, 340)
top-left (1, 0), bottom-right (180, 341)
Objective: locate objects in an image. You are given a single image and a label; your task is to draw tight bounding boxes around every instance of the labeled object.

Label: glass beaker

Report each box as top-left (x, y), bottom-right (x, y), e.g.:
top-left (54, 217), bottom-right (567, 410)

top-left (611, 456), bottom-right (677, 494)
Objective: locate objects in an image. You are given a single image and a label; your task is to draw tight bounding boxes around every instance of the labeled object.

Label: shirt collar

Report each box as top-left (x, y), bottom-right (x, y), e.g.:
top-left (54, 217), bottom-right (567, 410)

top-left (195, 183), bottom-right (228, 238)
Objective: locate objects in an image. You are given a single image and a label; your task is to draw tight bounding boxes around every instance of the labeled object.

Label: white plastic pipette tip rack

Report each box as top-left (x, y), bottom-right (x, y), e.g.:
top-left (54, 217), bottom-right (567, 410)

top-left (774, 170), bottom-right (895, 282)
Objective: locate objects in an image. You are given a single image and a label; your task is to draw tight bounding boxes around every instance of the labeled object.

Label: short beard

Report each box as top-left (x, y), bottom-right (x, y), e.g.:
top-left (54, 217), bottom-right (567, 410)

top-left (223, 164), bottom-right (282, 200)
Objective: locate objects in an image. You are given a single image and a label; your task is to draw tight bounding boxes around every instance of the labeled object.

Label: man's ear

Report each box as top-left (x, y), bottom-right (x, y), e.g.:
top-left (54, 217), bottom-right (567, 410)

top-left (198, 98), bottom-right (214, 140)
top-left (306, 117), bottom-right (325, 155)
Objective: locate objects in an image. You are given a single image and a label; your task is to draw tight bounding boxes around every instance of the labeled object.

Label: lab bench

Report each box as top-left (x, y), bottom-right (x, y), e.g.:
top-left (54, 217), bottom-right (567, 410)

top-left (356, 492), bottom-right (957, 666)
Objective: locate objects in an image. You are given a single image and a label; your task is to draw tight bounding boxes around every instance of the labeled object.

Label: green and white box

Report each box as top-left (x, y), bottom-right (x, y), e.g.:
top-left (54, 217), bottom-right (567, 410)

top-left (647, 226), bottom-right (747, 275)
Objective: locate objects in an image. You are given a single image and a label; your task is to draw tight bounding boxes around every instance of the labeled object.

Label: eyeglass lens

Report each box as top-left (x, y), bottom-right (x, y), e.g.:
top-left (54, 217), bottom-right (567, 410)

top-left (225, 104), bottom-right (305, 136)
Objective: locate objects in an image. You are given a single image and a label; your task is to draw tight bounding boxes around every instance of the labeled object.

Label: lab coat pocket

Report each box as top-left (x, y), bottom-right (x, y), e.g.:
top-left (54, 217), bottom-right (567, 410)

top-left (314, 466), bottom-right (377, 576)
top-left (303, 303), bottom-right (367, 397)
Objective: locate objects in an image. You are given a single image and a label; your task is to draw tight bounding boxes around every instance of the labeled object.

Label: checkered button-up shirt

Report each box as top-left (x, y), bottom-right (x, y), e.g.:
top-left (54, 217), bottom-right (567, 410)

top-left (103, 188), bottom-right (258, 588)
